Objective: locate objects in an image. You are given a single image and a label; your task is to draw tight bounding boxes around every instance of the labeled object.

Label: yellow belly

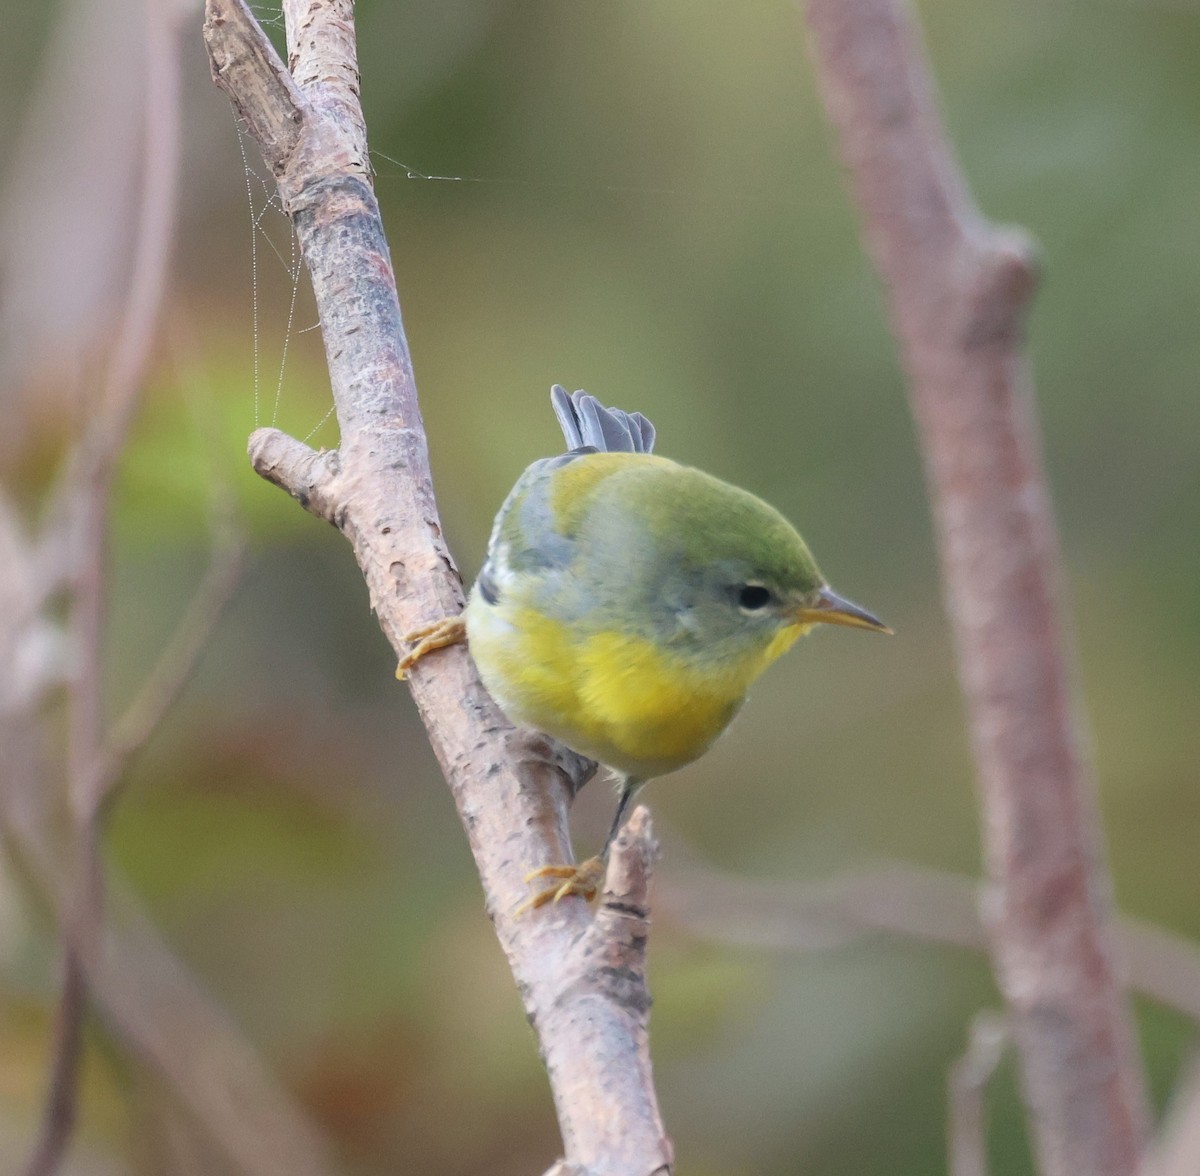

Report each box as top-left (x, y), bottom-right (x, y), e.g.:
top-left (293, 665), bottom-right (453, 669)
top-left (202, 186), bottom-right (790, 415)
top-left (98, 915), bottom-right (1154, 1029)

top-left (467, 598), bottom-right (800, 778)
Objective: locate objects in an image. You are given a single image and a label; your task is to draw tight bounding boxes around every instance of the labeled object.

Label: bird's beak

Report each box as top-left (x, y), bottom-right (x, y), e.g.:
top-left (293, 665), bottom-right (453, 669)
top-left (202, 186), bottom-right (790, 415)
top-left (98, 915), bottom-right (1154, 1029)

top-left (795, 586), bottom-right (893, 634)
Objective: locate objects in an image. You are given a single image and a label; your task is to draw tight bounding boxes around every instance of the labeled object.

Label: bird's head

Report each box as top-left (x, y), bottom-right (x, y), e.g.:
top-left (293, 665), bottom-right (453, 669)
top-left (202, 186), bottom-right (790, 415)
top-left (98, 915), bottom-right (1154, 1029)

top-left (617, 463), bottom-right (891, 664)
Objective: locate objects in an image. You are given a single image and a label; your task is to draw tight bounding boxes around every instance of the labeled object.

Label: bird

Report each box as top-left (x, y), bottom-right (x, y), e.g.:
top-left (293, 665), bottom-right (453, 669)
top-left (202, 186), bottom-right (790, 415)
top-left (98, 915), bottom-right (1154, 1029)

top-left (399, 385), bottom-right (890, 911)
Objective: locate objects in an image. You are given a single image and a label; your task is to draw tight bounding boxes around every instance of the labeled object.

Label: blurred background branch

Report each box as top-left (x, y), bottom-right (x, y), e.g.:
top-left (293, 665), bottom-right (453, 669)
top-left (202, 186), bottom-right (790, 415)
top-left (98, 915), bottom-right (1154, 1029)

top-left (802, 0), bottom-right (1150, 1171)
top-left (661, 853), bottom-right (1200, 1024)
top-left (2, 0), bottom-right (334, 1173)
top-left (22, 0), bottom-right (194, 1169)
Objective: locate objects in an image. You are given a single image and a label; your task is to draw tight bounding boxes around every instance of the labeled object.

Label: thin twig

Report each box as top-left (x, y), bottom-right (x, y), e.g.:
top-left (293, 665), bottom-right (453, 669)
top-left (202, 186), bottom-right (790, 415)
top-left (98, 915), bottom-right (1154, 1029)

top-left (799, 2), bottom-right (1149, 1171)
top-left (205, 2), bottom-right (671, 1171)
top-left (94, 530), bottom-right (246, 814)
top-left (661, 856), bottom-right (1200, 1025)
top-left (948, 1013), bottom-right (1009, 1176)
top-left (24, 398), bottom-right (108, 1176)
top-left (69, 0), bottom-right (183, 824)
top-left (21, 951), bottom-right (88, 1176)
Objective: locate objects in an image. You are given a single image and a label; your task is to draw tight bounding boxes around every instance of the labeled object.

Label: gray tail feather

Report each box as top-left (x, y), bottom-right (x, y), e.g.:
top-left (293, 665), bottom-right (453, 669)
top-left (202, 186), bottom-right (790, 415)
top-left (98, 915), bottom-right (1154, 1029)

top-left (550, 384), bottom-right (656, 455)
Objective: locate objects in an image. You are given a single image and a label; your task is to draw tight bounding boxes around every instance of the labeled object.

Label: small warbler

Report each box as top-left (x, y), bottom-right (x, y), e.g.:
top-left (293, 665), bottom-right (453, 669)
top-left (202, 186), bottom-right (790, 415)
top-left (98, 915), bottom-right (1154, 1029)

top-left (400, 386), bottom-right (889, 909)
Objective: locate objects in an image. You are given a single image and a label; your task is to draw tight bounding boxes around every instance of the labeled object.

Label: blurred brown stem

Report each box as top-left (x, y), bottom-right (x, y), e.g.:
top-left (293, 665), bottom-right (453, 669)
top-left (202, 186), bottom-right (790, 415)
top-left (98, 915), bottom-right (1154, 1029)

top-left (662, 856), bottom-right (1200, 1025)
top-left (800, 0), bottom-right (1149, 1173)
top-left (0, 714), bottom-right (338, 1176)
top-left (205, 1), bottom-right (671, 1172)
top-left (23, 2), bottom-right (183, 1173)
top-left (22, 949), bottom-right (88, 1176)
top-left (96, 527), bottom-right (246, 814)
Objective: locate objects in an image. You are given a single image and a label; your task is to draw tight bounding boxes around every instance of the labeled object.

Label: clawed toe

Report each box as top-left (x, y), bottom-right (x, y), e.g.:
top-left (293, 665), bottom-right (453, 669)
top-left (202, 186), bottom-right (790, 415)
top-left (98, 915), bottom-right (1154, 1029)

top-left (514, 857), bottom-right (606, 915)
top-left (396, 616), bottom-right (467, 678)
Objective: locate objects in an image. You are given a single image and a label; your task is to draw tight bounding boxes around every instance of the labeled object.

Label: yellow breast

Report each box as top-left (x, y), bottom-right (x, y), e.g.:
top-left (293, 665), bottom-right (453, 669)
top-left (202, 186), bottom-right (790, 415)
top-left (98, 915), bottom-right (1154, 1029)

top-left (467, 597), bottom-right (801, 779)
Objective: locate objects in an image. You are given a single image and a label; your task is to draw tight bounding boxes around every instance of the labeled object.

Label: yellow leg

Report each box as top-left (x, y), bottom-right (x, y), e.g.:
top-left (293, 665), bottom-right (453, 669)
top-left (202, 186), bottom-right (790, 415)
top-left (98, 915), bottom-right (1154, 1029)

top-left (396, 615), bottom-right (467, 679)
top-left (513, 777), bottom-right (642, 916)
top-left (514, 856), bottom-right (606, 916)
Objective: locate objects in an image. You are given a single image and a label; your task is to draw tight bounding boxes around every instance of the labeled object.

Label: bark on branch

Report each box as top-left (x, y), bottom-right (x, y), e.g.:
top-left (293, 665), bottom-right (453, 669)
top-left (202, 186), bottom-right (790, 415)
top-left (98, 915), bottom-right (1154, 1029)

top-left (800, 1), bottom-right (1150, 1173)
top-left (204, 2), bottom-right (671, 1172)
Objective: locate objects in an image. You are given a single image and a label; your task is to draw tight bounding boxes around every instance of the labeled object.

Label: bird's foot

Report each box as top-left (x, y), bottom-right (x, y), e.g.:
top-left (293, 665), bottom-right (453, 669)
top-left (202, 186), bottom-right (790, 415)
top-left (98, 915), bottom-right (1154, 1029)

top-left (515, 856), bottom-right (607, 916)
top-left (396, 616), bottom-right (467, 679)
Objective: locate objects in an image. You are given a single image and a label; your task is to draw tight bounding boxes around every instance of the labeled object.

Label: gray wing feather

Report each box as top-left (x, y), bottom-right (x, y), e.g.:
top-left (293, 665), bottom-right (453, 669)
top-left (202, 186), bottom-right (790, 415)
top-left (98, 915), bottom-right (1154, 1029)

top-left (629, 410), bottom-right (656, 453)
top-left (549, 384), bottom-right (656, 455)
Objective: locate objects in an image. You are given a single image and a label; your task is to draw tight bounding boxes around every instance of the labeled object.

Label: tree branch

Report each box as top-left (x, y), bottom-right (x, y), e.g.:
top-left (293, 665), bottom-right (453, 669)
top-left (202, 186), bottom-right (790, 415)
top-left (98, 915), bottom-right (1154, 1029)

top-left (204, 2), bottom-right (671, 1171)
top-left (800, 1), bottom-right (1150, 1172)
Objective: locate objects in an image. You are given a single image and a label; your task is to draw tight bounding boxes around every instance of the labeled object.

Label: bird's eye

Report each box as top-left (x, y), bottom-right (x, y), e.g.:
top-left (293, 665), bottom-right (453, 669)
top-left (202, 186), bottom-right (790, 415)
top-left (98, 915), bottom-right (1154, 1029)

top-left (737, 584), bottom-right (773, 611)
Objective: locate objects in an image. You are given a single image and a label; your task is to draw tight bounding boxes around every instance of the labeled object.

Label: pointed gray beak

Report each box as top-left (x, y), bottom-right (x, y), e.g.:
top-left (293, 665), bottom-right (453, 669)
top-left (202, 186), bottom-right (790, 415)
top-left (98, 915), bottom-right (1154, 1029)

top-left (795, 586), bottom-right (893, 634)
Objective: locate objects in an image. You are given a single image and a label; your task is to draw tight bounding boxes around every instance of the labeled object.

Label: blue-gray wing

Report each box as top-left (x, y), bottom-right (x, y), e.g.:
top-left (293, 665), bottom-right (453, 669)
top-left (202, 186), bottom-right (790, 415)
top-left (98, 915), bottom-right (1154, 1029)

top-left (476, 456), bottom-right (576, 607)
top-left (477, 387), bottom-right (657, 607)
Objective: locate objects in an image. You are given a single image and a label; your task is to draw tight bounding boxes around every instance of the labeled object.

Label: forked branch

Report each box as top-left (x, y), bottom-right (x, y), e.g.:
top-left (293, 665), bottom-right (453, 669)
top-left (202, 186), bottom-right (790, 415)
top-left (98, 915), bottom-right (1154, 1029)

top-left (204, 2), bottom-right (670, 1172)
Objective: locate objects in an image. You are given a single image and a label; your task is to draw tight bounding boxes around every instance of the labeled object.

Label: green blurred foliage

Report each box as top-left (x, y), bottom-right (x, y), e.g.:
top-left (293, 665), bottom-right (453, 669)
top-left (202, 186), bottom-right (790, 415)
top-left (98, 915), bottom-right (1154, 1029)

top-left (2, 0), bottom-right (1199, 1172)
